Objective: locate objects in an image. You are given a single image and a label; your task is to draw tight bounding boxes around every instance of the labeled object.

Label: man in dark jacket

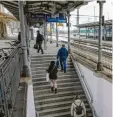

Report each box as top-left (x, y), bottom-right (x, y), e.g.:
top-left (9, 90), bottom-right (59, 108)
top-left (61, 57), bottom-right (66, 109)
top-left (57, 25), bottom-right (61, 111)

top-left (36, 31), bottom-right (44, 54)
top-left (57, 44), bottom-right (68, 73)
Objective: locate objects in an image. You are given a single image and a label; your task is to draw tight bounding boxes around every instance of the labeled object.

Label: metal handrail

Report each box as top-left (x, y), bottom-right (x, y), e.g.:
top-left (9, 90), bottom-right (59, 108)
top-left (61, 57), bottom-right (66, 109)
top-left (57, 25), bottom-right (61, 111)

top-left (70, 54), bottom-right (99, 117)
top-left (0, 44), bottom-right (23, 117)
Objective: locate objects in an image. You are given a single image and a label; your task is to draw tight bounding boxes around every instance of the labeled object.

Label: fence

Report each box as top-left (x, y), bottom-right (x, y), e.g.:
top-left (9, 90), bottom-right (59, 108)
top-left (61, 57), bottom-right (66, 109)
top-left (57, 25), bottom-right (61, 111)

top-left (0, 44), bottom-right (23, 117)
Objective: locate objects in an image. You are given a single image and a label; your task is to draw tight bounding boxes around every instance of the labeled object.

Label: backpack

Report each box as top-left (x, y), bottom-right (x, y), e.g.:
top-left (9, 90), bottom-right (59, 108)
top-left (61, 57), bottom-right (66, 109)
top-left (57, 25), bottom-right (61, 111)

top-left (37, 34), bottom-right (44, 42)
top-left (74, 101), bottom-right (83, 115)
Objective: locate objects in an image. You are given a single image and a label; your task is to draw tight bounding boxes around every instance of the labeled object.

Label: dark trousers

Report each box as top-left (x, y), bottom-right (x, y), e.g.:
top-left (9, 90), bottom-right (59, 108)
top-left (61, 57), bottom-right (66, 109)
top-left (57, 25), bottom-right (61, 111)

top-left (37, 41), bottom-right (43, 53)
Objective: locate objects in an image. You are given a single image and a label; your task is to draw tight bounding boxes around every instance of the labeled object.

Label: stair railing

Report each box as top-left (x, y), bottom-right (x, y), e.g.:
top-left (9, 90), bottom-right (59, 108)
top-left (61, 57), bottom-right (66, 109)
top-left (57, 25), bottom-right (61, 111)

top-left (70, 54), bottom-right (99, 117)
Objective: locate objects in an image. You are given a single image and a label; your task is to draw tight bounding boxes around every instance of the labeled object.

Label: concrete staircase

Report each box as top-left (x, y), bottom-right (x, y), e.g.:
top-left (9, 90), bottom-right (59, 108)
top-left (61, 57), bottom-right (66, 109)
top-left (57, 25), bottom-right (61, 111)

top-left (31, 55), bottom-right (93, 117)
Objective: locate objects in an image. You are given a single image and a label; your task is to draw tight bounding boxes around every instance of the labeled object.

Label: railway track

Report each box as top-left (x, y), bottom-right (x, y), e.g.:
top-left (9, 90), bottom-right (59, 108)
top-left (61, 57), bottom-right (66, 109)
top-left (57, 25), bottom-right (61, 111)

top-left (59, 39), bottom-right (112, 79)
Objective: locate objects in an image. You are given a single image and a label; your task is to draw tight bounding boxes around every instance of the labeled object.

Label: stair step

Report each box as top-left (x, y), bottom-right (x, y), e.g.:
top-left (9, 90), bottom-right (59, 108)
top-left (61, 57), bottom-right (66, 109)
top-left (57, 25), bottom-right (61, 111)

top-left (38, 106), bottom-right (71, 116)
top-left (31, 57), bottom-right (56, 61)
top-left (31, 59), bottom-right (71, 63)
top-left (38, 106), bottom-right (92, 117)
top-left (31, 68), bottom-right (75, 72)
top-left (32, 72), bottom-right (78, 78)
top-left (39, 111), bottom-right (70, 117)
top-left (36, 100), bottom-right (90, 112)
top-left (32, 75), bottom-right (78, 82)
top-left (33, 82), bottom-right (81, 90)
top-left (31, 61), bottom-right (72, 65)
top-left (34, 89), bottom-right (84, 100)
top-left (35, 94), bottom-right (85, 104)
top-left (32, 74), bottom-right (77, 79)
top-left (31, 65), bottom-right (74, 70)
top-left (40, 112), bottom-right (93, 117)
top-left (31, 55), bottom-right (56, 59)
top-left (34, 85), bottom-right (82, 95)
top-left (31, 61), bottom-right (73, 65)
top-left (32, 70), bottom-right (77, 75)
top-left (33, 79), bottom-right (80, 86)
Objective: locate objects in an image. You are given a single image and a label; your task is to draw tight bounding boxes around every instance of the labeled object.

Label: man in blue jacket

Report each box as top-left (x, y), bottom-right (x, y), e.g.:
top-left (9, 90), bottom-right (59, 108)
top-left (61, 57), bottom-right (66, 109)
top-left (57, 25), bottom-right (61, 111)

top-left (57, 44), bottom-right (68, 73)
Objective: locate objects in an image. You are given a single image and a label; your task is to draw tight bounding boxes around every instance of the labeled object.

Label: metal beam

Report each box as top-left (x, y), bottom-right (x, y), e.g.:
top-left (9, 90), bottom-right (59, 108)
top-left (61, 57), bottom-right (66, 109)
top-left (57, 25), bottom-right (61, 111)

top-left (2, 1), bottom-right (18, 8)
top-left (5, 7), bottom-right (19, 13)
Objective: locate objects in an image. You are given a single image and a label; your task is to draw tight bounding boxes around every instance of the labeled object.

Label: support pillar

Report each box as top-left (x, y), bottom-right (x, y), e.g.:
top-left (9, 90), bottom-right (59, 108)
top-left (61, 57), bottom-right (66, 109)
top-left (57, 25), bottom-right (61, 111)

top-left (67, 11), bottom-right (71, 54)
top-left (97, 1), bottom-right (105, 71)
top-left (25, 16), bottom-right (30, 56)
top-left (88, 28), bottom-right (89, 38)
top-left (50, 23), bottom-right (52, 43)
top-left (44, 21), bottom-right (47, 49)
top-left (46, 23), bottom-right (48, 41)
top-left (103, 25), bottom-right (106, 41)
top-left (94, 6), bottom-right (96, 40)
top-left (94, 27), bottom-right (96, 39)
top-left (30, 28), bottom-right (34, 40)
top-left (86, 27), bottom-right (87, 39)
top-left (18, 1), bottom-right (30, 77)
top-left (56, 22), bottom-right (58, 47)
top-left (77, 8), bottom-right (80, 38)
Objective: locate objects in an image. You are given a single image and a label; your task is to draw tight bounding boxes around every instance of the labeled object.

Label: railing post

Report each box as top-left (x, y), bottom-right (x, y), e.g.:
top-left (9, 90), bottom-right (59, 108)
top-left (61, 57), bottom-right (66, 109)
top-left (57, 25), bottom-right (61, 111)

top-left (18, 1), bottom-right (30, 77)
top-left (97, 0), bottom-right (105, 71)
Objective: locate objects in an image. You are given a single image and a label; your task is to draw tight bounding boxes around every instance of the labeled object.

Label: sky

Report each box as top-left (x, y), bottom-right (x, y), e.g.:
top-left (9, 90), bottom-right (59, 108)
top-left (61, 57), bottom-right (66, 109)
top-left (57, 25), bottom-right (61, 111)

top-left (59, 0), bottom-right (113, 31)
top-left (70, 0), bottom-right (113, 25)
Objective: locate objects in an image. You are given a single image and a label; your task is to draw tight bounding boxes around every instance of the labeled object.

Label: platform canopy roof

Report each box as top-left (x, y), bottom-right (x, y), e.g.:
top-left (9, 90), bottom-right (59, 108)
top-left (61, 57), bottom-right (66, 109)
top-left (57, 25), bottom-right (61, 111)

top-left (74, 20), bottom-right (112, 28)
top-left (0, 11), bottom-right (17, 23)
top-left (1, 1), bottom-right (93, 25)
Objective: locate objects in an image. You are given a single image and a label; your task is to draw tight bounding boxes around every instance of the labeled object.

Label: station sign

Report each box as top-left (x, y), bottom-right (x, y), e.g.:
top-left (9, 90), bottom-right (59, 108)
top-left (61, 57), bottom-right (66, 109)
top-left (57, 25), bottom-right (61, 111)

top-left (46, 18), bottom-right (66, 23)
top-left (28, 13), bottom-right (67, 23)
top-left (46, 13), bottom-right (67, 23)
top-left (28, 13), bottom-right (51, 19)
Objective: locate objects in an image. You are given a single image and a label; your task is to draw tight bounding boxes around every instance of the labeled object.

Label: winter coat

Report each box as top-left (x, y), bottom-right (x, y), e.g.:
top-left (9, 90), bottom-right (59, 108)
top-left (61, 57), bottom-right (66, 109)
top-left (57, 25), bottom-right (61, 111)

top-left (57, 47), bottom-right (68, 61)
top-left (47, 66), bottom-right (58, 80)
top-left (71, 99), bottom-right (86, 117)
top-left (36, 33), bottom-right (44, 43)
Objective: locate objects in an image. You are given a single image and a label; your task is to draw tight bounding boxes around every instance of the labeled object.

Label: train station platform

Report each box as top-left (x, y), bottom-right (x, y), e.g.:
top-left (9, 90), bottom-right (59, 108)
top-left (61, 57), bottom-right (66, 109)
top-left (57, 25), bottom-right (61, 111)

top-left (0, 1), bottom-right (112, 117)
top-left (0, 34), bottom-right (112, 117)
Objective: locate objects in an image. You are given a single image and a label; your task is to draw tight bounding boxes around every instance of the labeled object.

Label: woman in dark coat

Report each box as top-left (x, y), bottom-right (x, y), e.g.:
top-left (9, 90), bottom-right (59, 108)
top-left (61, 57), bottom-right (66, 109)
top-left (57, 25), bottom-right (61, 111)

top-left (47, 61), bottom-right (58, 94)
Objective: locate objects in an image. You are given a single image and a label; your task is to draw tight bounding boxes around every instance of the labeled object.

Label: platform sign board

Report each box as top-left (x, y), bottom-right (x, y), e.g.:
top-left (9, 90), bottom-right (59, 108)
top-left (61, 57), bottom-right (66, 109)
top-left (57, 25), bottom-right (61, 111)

top-left (28, 13), bottom-right (67, 23)
top-left (46, 13), bottom-right (67, 23)
top-left (47, 18), bottom-right (66, 23)
top-left (28, 13), bottom-right (51, 19)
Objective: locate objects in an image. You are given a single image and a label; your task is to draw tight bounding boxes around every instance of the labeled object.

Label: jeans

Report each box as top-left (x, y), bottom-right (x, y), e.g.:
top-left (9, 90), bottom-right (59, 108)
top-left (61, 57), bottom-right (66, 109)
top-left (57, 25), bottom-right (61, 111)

top-left (60, 59), bottom-right (66, 72)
